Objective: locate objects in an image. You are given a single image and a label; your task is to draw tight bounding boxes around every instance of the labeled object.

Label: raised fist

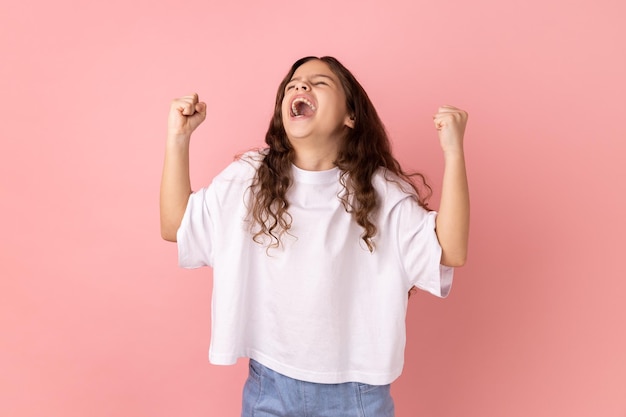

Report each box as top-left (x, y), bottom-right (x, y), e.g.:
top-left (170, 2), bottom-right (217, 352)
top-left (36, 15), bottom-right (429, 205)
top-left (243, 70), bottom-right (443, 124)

top-left (433, 105), bottom-right (468, 153)
top-left (168, 93), bottom-right (207, 137)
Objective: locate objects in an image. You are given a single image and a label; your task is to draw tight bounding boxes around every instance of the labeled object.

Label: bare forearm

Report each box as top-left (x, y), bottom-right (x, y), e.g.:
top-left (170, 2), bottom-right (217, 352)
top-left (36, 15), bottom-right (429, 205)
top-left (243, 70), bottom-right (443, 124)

top-left (436, 150), bottom-right (470, 267)
top-left (160, 94), bottom-right (207, 241)
top-left (160, 135), bottom-right (192, 241)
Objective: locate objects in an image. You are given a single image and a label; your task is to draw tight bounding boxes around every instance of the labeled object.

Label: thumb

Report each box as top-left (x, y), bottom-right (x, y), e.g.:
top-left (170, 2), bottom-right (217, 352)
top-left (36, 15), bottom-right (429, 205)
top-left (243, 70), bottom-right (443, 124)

top-left (187, 101), bottom-right (207, 128)
top-left (195, 102), bottom-right (207, 116)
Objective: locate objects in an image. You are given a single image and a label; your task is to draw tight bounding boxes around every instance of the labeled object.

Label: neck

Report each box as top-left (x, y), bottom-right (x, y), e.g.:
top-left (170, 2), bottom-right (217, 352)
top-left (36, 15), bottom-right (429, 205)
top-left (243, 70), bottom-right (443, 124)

top-left (291, 143), bottom-right (339, 171)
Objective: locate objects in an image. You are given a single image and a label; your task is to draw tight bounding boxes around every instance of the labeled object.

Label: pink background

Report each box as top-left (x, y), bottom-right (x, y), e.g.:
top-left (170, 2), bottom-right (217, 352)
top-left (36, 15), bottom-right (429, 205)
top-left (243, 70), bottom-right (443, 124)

top-left (2, 0), bottom-right (625, 416)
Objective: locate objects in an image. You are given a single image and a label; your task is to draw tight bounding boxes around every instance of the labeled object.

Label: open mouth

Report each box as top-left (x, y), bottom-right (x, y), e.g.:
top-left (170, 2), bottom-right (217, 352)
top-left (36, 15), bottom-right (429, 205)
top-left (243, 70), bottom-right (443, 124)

top-left (290, 96), bottom-right (317, 117)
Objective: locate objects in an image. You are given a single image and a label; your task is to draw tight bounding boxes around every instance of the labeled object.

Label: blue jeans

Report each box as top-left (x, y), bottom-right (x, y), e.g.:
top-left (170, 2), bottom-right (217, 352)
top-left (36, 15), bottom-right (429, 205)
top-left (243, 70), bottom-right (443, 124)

top-left (241, 359), bottom-right (395, 417)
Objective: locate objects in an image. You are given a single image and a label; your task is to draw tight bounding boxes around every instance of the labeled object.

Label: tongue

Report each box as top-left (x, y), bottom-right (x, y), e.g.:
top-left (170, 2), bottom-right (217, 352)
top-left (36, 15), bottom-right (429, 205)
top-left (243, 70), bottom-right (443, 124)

top-left (296, 101), bottom-right (315, 117)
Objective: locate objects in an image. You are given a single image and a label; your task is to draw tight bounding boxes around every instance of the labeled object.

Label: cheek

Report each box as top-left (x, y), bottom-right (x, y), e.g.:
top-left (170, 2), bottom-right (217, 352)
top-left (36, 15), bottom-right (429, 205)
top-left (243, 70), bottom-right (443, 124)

top-left (281, 99), bottom-right (290, 116)
top-left (325, 94), bottom-right (347, 116)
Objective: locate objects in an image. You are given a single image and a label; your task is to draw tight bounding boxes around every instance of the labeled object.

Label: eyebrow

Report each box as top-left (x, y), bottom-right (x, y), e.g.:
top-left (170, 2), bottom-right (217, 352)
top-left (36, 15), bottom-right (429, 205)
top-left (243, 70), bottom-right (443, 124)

top-left (288, 74), bottom-right (335, 83)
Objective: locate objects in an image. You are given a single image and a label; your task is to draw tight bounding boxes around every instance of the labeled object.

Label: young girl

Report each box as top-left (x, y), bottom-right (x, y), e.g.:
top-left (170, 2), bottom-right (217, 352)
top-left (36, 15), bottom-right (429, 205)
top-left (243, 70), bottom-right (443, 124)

top-left (160, 56), bottom-right (469, 417)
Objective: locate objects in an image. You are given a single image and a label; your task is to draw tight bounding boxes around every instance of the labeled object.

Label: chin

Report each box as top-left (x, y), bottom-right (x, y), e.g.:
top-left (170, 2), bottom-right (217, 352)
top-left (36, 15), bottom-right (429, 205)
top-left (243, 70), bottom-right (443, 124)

top-left (284, 126), bottom-right (313, 141)
top-left (285, 134), bottom-right (309, 146)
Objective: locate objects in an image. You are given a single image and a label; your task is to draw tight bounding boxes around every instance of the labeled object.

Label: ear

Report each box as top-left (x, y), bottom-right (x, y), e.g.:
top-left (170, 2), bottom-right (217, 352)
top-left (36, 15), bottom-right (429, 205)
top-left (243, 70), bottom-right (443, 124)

top-left (344, 114), bottom-right (355, 129)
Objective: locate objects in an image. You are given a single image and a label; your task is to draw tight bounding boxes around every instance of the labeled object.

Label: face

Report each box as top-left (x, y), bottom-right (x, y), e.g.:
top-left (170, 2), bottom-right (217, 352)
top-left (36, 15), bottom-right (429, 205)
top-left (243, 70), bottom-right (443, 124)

top-left (281, 59), bottom-right (354, 145)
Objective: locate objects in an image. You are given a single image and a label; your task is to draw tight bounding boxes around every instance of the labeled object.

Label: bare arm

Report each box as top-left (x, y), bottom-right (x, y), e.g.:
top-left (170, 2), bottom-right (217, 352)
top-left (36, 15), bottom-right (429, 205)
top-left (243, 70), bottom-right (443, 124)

top-left (160, 94), bottom-right (207, 241)
top-left (432, 105), bottom-right (470, 267)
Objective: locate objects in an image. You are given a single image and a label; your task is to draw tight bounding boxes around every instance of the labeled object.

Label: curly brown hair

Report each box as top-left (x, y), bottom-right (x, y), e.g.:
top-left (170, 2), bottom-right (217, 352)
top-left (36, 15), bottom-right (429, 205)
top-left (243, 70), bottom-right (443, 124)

top-left (249, 56), bottom-right (431, 251)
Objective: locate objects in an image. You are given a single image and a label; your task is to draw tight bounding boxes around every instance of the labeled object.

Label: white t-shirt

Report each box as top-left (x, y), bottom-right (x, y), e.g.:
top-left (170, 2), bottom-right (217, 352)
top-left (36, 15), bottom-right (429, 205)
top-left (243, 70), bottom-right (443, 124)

top-left (177, 151), bottom-right (453, 385)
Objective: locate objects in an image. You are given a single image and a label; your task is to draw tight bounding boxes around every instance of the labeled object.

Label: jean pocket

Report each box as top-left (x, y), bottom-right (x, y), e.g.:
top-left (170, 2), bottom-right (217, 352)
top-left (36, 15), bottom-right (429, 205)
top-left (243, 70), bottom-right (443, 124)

top-left (357, 383), bottom-right (394, 417)
top-left (357, 382), bottom-right (389, 394)
top-left (248, 359), bottom-right (263, 383)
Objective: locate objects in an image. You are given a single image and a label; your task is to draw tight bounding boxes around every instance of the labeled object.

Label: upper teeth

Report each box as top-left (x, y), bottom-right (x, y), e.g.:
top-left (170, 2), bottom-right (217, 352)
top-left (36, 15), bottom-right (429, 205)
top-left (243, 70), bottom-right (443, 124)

top-left (291, 97), bottom-right (316, 116)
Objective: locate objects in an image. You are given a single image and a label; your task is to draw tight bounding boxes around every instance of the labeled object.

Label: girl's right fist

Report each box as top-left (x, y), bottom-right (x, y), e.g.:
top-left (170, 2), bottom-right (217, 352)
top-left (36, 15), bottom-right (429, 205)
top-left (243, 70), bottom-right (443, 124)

top-left (168, 93), bottom-right (207, 137)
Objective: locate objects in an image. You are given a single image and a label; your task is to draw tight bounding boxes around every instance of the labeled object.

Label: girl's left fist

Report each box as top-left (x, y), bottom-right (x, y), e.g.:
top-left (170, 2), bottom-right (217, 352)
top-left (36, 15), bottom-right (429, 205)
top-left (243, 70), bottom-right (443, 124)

top-left (433, 105), bottom-right (468, 153)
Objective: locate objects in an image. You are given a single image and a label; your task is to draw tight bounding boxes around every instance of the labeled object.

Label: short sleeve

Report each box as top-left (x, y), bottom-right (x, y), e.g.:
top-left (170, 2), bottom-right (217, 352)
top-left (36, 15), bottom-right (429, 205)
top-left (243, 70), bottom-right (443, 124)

top-left (177, 187), bottom-right (214, 268)
top-left (395, 199), bottom-right (454, 298)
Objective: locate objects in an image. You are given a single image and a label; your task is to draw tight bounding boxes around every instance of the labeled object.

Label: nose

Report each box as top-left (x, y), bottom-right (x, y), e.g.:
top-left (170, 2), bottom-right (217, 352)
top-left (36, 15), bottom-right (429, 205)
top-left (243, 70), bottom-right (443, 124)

top-left (295, 81), bottom-right (309, 91)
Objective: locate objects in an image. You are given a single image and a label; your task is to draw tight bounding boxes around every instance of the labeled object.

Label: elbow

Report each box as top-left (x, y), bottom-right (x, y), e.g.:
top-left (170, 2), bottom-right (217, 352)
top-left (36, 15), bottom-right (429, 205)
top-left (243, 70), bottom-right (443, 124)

top-left (440, 252), bottom-right (467, 268)
top-left (161, 232), bottom-right (177, 242)
top-left (443, 258), bottom-right (466, 268)
top-left (160, 222), bottom-right (178, 242)
top-left (160, 206), bottom-right (186, 243)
